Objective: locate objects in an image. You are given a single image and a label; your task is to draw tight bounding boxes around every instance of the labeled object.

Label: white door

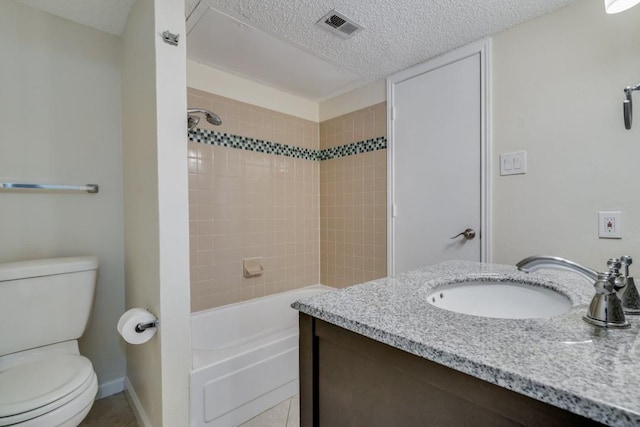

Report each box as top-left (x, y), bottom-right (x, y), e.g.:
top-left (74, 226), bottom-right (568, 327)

top-left (388, 41), bottom-right (490, 275)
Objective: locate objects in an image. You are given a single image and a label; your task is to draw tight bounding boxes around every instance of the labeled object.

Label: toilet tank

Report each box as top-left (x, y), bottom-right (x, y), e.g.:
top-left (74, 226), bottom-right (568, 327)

top-left (0, 256), bottom-right (98, 357)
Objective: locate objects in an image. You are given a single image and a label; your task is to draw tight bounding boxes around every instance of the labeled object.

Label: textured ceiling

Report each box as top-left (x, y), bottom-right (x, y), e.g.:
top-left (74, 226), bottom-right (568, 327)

top-left (16, 0), bottom-right (134, 36)
top-left (188, 8), bottom-right (363, 99)
top-left (17, 0), bottom-right (572, 99)
top-left (186, 0), bottom-right (570, 99)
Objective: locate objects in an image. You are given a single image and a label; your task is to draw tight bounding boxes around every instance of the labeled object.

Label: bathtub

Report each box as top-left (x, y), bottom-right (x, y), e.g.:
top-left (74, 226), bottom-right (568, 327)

top-left (190, 285), bottom-right (332, 427)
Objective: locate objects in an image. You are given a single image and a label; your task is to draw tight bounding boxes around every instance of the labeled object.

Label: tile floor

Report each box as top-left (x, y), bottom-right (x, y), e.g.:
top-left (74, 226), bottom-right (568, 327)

top-left (239, 395), bottom-right (299, 427)
top-left (80, 392), bottom-right (138, 426)
top-left (80, 392), bottom-right (298, 427)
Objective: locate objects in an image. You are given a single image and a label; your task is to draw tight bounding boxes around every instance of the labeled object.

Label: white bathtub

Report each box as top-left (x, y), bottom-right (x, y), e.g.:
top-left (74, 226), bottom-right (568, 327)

top-left (190, 285), bottom-right (332, 427)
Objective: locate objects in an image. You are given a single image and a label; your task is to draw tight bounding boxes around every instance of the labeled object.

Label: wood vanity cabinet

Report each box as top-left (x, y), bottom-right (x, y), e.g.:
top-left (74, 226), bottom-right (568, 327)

top-left (299, 314), bottom-right (604, 427)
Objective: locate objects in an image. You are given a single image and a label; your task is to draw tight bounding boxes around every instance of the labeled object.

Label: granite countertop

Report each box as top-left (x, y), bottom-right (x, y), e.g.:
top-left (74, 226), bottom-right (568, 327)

top-left (292, 261), bottom-right (640, 427)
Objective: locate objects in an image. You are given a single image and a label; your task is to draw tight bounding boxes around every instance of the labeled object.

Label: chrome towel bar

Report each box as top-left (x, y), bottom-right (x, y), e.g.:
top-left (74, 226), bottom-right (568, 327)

top-left (0, 182), bottom-right (99, 193)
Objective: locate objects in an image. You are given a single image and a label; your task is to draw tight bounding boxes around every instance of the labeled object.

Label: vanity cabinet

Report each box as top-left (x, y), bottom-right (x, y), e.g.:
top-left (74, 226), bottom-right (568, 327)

top-left (299, 314), bottom-right (604, 427)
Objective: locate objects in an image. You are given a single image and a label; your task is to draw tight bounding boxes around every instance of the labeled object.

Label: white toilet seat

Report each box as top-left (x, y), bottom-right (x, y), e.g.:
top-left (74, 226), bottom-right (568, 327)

top-left (0, 354), bottom-right (97, 426)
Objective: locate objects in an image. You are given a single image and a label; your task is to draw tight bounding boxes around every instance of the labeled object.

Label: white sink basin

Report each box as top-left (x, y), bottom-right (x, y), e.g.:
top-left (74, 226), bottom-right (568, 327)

top-left (427, 280), bottom-right (572, 319)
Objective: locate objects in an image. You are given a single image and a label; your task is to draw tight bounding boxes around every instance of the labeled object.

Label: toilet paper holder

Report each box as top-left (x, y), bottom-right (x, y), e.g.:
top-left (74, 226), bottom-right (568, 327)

top-left (135, 319), bottom-right (158, 333)
top-left (117, 308), bottom-right (159, 345)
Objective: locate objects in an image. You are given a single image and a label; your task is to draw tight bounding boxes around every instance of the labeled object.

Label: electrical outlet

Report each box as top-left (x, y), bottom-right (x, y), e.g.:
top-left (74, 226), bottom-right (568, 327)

top-left (598, 211), bottom-right (622, 239)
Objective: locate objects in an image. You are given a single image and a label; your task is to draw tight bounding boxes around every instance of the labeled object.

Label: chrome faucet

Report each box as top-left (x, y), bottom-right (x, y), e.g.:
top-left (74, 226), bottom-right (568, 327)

top-left (516, 256), bottom-right (598, 282)
top-left (516, 255), bottom-right (630, 328)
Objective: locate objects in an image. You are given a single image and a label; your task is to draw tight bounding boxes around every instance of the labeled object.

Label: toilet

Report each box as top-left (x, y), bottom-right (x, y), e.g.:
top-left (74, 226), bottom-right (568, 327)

top-left (0, 257), bottom-right (99, 427)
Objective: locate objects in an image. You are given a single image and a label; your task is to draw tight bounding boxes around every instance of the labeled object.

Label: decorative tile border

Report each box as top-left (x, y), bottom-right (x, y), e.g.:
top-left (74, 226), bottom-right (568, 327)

top-left (188, 128), bottom-right (386, 161)
top-left (318, 137), bottom-right (387, 161)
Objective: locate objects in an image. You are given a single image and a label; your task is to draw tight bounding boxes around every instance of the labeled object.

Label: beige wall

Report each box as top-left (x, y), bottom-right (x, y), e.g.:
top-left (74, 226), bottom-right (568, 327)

top-left (121, 1), bottom-right (161, 424)
top-left (320, 103), bottom-right (387, 149)
top-left (319, 80), bottom-right (386, 122)
top-left (188, 60), bottom-right (319, 122)
top-left (320, 104), bottom-right (388, 287)
top-left (188, 89), bottom-right (320, 311)
top-left (491, 0), bottom-right (640, 269)
top-left (121, 0), bottom-right (191, 425)
top-left (0, 1), bottom-right (125, 397)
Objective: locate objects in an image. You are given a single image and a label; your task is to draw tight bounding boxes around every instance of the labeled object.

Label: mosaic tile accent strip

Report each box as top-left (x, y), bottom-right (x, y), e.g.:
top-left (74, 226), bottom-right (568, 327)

top-left (318, 137), bottom-right (386, 161)
top-left (188, 128), bottom-right (386, 161)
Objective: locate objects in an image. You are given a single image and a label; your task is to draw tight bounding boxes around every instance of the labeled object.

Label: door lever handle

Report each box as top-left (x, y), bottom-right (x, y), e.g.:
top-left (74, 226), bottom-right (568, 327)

top-left (450, 228), bottom-right (476, 240)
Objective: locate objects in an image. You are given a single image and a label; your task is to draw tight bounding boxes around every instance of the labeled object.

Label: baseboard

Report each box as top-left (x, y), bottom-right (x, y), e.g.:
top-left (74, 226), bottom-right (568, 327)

top-left (124, 377), bottom-right (153, 427)
top-left (96, 377), bottom-right (125, 399)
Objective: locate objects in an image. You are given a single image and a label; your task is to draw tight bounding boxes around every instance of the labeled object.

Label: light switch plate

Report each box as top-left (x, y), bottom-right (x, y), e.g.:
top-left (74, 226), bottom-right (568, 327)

top-left (500, 151), bottom-right (527, 176)
top-left (598, 211), bottom-right (622, 239)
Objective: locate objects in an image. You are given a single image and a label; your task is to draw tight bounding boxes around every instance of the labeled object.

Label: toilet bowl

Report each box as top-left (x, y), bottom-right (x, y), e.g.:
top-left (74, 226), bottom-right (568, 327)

top-left (0, 257), bottom-right (99, 427)
top-left (0, 355), bottom-right (98, 426)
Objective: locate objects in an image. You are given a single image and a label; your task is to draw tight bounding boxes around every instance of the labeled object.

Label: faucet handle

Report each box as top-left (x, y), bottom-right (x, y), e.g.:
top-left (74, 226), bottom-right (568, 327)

top-left (608, 258), bottom-right (622, 275)
top-left (593, 272), bottom-right (622, 293)
top-left (594, 272), bottom-right (613, 294)
top-left (621, 256), bottom-right (633, 277)
top-left (607, 259), bottom-right (626, 290)
top-left (607, 258), bottom-right (628, 291)
top-left (593, 271), bottom-right (623, 294)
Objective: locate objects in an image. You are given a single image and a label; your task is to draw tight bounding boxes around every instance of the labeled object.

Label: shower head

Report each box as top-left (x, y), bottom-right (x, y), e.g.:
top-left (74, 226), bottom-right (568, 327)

top-left (187, 108), bottom-right (222, 130)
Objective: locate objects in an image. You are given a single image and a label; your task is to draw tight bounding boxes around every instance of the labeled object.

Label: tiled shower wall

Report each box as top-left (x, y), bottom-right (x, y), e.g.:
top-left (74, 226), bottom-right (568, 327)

top-left (320, 103), bottom-right (387, 288)
top-left (187, 88), bottom-right (320, 311)
top-left (187, 87), bottom-right (387, 311)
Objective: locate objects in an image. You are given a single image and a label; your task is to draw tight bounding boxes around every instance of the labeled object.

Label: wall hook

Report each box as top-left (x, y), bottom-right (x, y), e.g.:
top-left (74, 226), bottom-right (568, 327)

top-left (623, 83), bottom-right (640, 129)
top-left (162, 30), bottom-right (179, 46)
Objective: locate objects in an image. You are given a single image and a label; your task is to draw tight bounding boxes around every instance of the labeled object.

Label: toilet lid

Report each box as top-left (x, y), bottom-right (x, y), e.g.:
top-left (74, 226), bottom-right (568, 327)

top-left (0, 355), bottom-right (94, 419)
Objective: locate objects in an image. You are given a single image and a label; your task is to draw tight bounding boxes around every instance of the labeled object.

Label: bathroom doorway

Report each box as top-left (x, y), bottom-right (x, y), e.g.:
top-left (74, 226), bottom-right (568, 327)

top-left (387, 40), bottom-right (491, 275)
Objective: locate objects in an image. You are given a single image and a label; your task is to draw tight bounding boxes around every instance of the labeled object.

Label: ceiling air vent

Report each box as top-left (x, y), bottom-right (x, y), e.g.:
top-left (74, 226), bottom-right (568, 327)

top-left (317, 9), bottom-right (363, 39)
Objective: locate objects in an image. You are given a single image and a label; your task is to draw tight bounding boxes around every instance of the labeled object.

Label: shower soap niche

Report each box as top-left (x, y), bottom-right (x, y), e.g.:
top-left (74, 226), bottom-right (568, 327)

top-left (243, 257), bottom-right (264, 277)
